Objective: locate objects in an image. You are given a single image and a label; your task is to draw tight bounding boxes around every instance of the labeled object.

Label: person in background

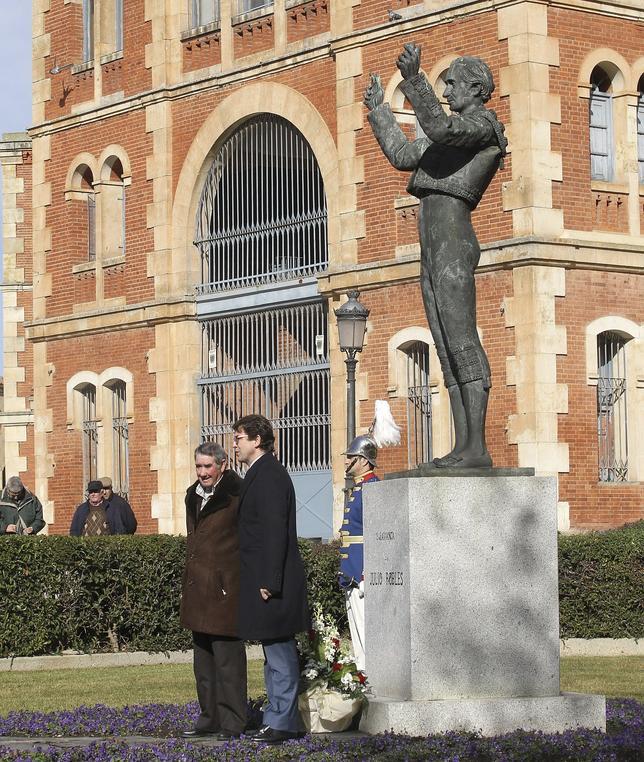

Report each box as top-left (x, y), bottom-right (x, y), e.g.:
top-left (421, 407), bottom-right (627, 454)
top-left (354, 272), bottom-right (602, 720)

top-left (0, 476), bottom-right (46, 535)
top-left (338, 435), bottom-right (379, 672)
top-left (69, 481), bottom-right (127, 536)
top-left (100, 477), bottom-right (137, 534)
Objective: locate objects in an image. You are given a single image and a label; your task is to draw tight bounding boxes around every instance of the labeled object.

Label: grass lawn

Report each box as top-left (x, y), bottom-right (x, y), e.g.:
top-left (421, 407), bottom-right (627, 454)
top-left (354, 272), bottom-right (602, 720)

top-left (0, 656), bottom-right (640, 715)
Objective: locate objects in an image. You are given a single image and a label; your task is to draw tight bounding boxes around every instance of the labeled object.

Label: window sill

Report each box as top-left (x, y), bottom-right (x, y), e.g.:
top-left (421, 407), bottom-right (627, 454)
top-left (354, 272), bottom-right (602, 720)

top-left (181, 21), bottom-right (221, 41)
top-left (100, 50), bottom-right (123, 65)
top-left (72, 261), bottom-right (97, 275)
top-left (233, 4), bottom-right (274, 24)
top-left (590, 181), bottom-right (628, 194)
top-left (103, 255), bottom-right (126, 269)
top-left (72, 60), bottom-right (94, 75)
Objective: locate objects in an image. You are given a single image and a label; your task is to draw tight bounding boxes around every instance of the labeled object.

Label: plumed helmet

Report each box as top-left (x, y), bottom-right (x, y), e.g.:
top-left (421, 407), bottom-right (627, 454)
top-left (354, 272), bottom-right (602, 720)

top-left (345, 434), bottom-right (378, 465)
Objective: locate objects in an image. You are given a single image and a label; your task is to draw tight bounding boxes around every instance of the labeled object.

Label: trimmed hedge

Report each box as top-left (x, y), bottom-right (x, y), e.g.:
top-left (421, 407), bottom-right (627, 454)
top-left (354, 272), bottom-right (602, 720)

top-left (559, 521), bottom-right (643, 639)
top-left (0, 522), bottom-right (641, 657)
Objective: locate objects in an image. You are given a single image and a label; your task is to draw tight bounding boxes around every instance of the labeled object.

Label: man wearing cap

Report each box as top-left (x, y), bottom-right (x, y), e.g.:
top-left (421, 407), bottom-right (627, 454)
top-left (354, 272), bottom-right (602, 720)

top-left (100, 478), bottom-right (137, 534)
top-left (339, 434), bottom-right (380, 672)
top-left (0, 477), bottom-right (46, 535)
top-left (69, 481), bottom-right (128, 536)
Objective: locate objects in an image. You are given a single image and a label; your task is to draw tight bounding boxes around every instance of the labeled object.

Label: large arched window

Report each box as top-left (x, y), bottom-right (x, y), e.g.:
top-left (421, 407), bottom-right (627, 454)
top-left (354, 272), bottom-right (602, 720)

top-left (597, 331), bottom-right (630, 482)
top-left (589, 65), bottom-right (615, 181)
top-left (107, 380), bottom-right (129, 498)
top-left (195, 114), bottom-right (328, 293)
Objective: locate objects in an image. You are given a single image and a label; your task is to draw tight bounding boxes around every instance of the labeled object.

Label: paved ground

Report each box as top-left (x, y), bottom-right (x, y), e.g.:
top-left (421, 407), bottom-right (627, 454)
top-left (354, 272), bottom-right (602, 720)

top-left (1, 639), bottom-right (641, 672)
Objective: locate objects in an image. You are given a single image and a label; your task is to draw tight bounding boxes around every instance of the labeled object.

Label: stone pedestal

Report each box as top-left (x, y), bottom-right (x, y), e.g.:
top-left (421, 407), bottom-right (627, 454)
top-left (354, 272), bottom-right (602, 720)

top-left (359, 474), bottom-right (605, 735)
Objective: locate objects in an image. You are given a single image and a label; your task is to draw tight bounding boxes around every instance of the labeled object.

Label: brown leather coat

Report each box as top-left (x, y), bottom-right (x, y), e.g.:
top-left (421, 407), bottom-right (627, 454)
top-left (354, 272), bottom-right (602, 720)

top-left (180, 470), bottom-right (242, 637)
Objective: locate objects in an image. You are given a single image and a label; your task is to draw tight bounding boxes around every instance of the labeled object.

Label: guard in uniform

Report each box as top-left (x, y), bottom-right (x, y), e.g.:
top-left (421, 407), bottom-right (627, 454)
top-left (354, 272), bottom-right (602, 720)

top-left (338, 434), bottom-right (379, 672)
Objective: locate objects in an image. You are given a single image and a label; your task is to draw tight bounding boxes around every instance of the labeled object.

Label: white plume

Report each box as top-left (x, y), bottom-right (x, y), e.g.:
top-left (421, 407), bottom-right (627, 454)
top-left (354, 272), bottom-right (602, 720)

top-left (370, 400), bottom-right (401, 448)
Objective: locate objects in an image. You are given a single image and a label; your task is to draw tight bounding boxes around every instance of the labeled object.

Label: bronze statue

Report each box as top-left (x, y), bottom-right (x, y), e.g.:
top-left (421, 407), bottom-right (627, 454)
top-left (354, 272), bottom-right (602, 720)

top-left (364, 44), bottom-right (507, 468)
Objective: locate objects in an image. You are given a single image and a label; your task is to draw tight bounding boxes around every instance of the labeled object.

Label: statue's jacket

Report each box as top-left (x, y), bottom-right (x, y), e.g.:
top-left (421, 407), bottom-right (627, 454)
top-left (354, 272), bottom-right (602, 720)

top-left (338, 471), bottom-right (379, 588)
top-left (368, 73), bottom-right (507, 209)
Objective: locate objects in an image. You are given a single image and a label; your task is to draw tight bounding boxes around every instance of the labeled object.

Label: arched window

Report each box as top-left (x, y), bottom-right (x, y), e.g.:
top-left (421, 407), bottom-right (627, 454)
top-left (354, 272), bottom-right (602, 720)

top-left (597, 331), bottom-right (630, 482)
top-left (108, 380), bottom-right (129, 498)
top-left (71, 164), bottom-right (97, 261)
top-left (589, 65), bottom-right (615, 181)
top-left (195, 114), bottom-right (328, 293)
top-left (404, 341), bottom-right (432, 467)
top-left (79, 383), bottom-right (99, 486)
top-left (99, 156), bottom-right (127, 258)
top-left (637, 74), bottom-right (644, 184)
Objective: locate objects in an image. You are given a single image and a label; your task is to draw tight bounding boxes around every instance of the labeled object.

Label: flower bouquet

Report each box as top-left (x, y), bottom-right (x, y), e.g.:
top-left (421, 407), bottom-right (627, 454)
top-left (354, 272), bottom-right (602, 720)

top-left (296, 605), bottom-right (368, 733)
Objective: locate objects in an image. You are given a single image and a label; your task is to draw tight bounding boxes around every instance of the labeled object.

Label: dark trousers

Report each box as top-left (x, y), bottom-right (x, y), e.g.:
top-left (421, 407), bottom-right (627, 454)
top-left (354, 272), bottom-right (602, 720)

top-left (261, 637), bottom-right (302, 732)
top-left (192, 632), bottom-right (247, 733)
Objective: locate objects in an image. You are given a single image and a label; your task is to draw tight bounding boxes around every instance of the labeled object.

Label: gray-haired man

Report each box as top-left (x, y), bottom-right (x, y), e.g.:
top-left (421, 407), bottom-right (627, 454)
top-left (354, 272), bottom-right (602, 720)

top-left (0, 477), bottom-right (46, 535)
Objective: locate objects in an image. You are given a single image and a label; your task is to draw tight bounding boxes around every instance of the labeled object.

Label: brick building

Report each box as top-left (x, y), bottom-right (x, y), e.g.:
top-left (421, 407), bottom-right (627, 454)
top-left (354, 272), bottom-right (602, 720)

top-left (1, 0), bottom-right (642, 536)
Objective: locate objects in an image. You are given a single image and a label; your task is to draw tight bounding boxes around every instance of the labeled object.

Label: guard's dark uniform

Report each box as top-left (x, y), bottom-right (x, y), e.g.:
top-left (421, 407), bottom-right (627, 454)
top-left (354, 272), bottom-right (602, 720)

top-left (339, 471), bottom-right (379, 588)
top-left (338, 470), bottom-right (379, 672)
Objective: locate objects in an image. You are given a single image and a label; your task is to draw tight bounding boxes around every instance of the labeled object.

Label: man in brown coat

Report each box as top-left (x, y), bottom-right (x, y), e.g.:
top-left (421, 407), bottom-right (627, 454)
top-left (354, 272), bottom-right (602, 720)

top-left (180, 442), bottom-right (247, 740)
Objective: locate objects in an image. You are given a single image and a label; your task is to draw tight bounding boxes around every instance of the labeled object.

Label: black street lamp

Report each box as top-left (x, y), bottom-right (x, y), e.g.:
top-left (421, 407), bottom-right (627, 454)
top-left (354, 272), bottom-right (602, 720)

top-left (334, 290), bottom-right (370, 447)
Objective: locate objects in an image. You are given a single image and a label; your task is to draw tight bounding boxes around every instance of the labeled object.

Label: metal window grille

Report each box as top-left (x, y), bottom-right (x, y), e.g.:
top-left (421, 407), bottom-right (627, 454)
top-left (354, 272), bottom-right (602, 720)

top-left (195, 114), bottom-right (328, 294)
top-left (597, 332), bottom-right (629, 482)
top-left (115, 0), bottom-right (123, 51)
top-left (81, 385), bottom-right (99, 490)
top-left (111, 381), bottom-right (129, 499)
top-left (87, 195), bottom-right (96, 261)
top-left (82, 0), bottom-right (94, 62)
top-left (200, 302), bottom-right (330, 472)
top-left (192, 0), bottom-right (220, 26)
top-left (405, 342), bottom-right (432, 467)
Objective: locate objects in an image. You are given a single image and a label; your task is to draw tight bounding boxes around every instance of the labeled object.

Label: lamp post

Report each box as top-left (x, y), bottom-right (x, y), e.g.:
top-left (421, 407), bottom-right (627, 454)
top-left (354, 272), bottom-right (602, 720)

top-left (334, 290), bottom-right (370, 447)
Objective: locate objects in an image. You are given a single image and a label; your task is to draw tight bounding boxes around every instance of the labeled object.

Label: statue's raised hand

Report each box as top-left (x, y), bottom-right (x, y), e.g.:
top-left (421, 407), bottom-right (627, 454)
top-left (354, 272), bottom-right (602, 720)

top-left (363, 73), bottom-right (384, 111)
top-left (397, 43), bottom-right (421, 80)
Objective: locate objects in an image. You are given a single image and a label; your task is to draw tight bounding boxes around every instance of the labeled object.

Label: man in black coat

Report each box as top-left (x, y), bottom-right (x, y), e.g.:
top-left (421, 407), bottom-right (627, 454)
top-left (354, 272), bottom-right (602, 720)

top-left (233, 414), bottom-right (309, 745)
top-left (100, 478), bottom-right (137, 534)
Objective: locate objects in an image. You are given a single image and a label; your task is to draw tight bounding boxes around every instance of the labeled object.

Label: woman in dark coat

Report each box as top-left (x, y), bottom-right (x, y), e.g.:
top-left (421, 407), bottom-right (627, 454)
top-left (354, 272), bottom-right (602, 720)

top-left (180, 442), bottom-right (247, 740)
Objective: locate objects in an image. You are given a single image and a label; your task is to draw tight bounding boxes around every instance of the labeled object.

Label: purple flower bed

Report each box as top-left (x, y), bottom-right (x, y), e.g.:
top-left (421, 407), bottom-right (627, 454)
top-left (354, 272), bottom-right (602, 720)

top-left (0, 698), bottom-right (640, 761)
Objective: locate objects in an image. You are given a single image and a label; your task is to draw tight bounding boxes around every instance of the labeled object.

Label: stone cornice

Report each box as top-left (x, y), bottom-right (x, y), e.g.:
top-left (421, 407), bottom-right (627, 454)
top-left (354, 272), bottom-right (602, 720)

top-left (318, 236), bottom-right (644, 295)
top-left (25, 297), bottom-right (197, 342)
top-left (29, 0), bottom-right (641, 138)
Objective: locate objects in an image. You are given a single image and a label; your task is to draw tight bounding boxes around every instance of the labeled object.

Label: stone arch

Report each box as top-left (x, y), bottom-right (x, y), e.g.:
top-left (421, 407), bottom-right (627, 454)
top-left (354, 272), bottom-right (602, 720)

top-left (65, 153), bottom-right (98, 191)
top-left (171, 82), bottom-right (340, 294)
top-left (578, 50), bottom-right (629, 93)
top-left (585, 316), bottom-right (641, 385)
top-left (98, 145), bottom-right (132, 182)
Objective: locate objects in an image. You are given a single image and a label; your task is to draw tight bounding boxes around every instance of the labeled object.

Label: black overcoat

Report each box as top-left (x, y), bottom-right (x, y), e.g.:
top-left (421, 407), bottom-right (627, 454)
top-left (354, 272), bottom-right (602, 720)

top-left (237, 452), bottom-right (310, 641)
top-left (180, 470), bottom-right (243, 637)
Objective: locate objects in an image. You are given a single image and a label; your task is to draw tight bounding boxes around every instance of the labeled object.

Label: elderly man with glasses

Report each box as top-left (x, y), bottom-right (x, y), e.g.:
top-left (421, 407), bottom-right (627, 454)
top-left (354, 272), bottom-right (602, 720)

top-left (0, 477), bottom-right (46, 535)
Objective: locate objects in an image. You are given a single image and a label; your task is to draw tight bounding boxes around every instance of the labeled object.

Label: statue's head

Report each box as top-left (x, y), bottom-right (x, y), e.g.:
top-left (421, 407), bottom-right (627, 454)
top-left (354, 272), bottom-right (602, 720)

top-left (445, 56), bottom-right (495, 112)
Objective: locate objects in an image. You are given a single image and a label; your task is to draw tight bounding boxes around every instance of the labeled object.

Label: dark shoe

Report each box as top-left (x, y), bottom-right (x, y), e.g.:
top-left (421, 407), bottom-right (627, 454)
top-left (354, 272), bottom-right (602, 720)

top-left (180, 728), bottom-right (218, 738)
top-left (243, 724), bottom-right (269, 738)
top-left (248, 725), bottom-right (302, 744)
top-left (216, 730), bottom-right (242, 741)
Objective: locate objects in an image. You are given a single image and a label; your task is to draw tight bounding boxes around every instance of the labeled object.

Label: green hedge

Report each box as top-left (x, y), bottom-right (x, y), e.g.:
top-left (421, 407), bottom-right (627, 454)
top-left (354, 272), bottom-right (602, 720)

top-left (0, 523), bottom-right (641, 657)
top-left (559, 521), bottom-right (643, 639)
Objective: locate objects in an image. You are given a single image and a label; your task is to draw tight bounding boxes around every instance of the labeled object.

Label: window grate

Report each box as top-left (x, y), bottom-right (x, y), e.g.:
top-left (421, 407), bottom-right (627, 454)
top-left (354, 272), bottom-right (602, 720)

top-left (597, 332), bottom-right (629, 482)
top-left (405, 342), bottom-right (432, 467)
top-left (195, 114), bottom-right (328, 294)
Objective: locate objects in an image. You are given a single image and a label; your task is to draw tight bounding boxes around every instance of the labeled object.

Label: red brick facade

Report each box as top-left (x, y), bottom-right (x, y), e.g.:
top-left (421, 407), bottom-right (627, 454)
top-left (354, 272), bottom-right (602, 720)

top-left (1, 0), bottom-right (642, 534)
